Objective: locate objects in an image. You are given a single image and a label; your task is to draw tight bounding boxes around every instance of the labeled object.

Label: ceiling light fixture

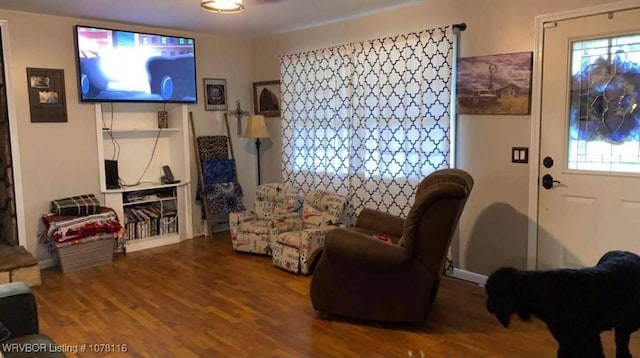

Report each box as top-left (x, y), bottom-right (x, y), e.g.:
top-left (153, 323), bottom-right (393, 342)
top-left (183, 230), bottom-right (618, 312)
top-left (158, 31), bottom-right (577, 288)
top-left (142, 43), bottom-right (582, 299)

top-left (201, 0), bottom-right (244, 14)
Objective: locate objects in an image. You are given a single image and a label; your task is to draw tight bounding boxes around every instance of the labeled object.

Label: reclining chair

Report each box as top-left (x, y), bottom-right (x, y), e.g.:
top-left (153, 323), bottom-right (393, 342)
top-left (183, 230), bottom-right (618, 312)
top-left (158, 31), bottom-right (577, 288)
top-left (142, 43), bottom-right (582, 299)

top-left (271, 189), bottom-right (348, 274)
top-left (309, 169), bottom-right (473, 323)
top-left (229, 183), bottom-right (302, 255)
top-left (0, 282), bottom-right (66, 358)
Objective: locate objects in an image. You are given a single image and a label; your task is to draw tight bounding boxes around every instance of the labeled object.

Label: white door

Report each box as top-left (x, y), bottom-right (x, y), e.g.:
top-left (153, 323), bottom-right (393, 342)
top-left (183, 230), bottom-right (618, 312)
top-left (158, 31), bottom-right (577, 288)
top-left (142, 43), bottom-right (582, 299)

top-left (537, 7), bottom-right (640, 269)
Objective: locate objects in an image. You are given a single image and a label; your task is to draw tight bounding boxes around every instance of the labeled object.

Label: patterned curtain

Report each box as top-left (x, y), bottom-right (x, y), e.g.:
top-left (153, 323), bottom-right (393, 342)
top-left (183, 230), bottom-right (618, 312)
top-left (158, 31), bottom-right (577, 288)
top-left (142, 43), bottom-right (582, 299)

top-left (280, 26), bottom-right (454, 217)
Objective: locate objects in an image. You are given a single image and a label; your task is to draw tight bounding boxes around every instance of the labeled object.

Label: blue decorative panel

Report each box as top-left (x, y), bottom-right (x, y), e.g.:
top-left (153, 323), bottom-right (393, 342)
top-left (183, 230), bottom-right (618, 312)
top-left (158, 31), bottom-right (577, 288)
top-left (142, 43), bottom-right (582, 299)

top-left (569, 34), bottom-right (640, 173)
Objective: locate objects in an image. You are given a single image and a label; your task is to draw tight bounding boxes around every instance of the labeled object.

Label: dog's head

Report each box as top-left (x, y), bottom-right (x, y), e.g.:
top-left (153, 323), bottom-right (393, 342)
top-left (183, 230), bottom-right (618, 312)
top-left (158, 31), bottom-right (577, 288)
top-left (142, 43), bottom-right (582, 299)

top-left (485, 267), bottom-right (519, 328)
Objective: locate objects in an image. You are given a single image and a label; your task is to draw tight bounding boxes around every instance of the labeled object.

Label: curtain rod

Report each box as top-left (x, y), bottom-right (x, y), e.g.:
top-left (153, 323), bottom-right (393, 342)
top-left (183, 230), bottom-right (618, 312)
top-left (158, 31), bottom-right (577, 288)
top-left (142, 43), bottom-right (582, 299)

top-left (453, 23), bottom-right (467, 31)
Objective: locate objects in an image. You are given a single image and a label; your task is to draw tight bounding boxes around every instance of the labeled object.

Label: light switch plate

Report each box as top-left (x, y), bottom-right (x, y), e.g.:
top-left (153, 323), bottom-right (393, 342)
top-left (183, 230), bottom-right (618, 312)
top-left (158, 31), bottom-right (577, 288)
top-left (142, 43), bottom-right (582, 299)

top-left (512, 147), bottom-right (529, 163)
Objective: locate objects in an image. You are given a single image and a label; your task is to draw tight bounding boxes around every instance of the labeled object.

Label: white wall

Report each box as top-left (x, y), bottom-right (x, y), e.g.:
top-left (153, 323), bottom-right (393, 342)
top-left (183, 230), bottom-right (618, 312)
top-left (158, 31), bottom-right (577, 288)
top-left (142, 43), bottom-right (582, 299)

top-left (249, 0), bottom-right (622, 275)
top-left (0, 9), bottom-right (256, 259)
top-left (1, 0), bottom-right (627, 273)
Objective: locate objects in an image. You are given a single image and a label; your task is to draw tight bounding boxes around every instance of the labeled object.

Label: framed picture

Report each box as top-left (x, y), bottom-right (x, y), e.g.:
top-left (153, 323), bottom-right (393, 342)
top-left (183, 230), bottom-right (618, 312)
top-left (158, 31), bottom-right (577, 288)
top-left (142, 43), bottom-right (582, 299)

top-left (203, 78), bottom-right (227, 111)
top-left (456, 52), bottom-right (533, 115)
top-left (252, 80), bottom-right (281, 117)
top-left (26, 68), bottom-right (67, 123)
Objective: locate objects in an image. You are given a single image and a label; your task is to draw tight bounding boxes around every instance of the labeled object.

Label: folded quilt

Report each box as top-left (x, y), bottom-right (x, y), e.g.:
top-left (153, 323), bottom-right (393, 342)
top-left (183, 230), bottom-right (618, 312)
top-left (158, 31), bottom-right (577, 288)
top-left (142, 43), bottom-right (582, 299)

top-left (201, 159), bottom-right (237, 186)
top-left (197, 136), bottom-right (229, 161)
top-left (53, 232), bottom-right (118, 248)
top-left (197, 182), bottom-right (246, 217)
top-left (41, 207), bottom-right (122, 244)
top-left (50, 194), bottom-right (101, 216)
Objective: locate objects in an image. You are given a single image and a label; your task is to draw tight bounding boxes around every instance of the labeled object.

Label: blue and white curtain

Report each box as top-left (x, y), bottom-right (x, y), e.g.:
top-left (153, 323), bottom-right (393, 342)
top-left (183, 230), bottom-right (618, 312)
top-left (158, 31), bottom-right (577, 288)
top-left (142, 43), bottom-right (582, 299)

top-left (280, 25), bottom-right (455, 217)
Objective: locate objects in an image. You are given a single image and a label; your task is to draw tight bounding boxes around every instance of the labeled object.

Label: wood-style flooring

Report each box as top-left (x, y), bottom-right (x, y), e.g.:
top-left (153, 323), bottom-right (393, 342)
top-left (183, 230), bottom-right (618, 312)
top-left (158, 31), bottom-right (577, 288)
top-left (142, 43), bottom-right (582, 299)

top-left (33, 232), bottom-right (639, 358)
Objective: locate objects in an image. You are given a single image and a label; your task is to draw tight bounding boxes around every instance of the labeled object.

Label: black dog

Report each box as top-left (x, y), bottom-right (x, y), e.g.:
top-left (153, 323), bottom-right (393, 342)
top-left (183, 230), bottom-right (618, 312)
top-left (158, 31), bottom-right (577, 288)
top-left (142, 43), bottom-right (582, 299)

top-left (485, 250), bottom-right (640, 358)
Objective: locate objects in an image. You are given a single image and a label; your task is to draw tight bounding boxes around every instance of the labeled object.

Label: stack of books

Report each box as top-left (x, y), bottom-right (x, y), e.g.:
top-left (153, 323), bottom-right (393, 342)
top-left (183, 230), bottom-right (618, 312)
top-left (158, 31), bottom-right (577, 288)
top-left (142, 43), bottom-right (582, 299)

top-left (123, 204), bottom-right (177, 240)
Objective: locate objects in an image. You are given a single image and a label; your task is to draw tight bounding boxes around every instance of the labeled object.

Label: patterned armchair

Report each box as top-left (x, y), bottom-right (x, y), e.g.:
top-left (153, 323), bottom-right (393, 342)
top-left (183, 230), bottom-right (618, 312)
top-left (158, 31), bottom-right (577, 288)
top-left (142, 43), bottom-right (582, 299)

top-left (271, 190), bottom-right (348, 274)
top-left (229, 183), bottom-right (302, 255)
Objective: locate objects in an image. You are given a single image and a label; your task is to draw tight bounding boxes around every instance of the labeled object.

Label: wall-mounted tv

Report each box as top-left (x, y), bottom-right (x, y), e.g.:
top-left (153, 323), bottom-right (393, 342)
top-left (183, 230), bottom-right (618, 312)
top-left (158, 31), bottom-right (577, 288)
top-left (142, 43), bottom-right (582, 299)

top-left (74, 25), bottom-right (197, 103)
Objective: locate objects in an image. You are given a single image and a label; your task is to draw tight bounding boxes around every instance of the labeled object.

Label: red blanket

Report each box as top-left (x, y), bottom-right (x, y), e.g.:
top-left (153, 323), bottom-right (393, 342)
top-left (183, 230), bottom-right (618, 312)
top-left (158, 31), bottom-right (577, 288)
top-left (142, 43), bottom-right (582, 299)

top-left (41, 207), bottom-right (122, 244)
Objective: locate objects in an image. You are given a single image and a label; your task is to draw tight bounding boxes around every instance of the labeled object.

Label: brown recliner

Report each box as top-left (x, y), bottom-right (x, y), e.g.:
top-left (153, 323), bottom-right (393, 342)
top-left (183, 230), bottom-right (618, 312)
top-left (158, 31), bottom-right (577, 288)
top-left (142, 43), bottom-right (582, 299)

top-left (309, 169), bottom-right (473, 323)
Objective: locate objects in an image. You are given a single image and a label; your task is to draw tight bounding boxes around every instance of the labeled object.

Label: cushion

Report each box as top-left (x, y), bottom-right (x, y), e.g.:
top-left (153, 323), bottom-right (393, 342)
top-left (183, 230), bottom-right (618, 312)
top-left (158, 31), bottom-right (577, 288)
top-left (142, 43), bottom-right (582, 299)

top-left (277, 231), bottom-right (304, 248)
top-left (371, 234), bottom-right (394, 244)
top-left (254, 201), bottom-right (279, 219)
top-left (273, 218), bottom-right (304, 233)
top-left (302, 205), bottom-right (327, 226)
top-left (256, 183), bottom-right (288, 201)
top-left (302, 190), bottom-right (347, 226)
top-left (0, 321), bottom-right (10, 342)
top-left (254, 184), bottom-right (302, 219)
top-left (50, 194), bottom-right (101, 216)
top-left (239, 220), bottom-right (272, 235)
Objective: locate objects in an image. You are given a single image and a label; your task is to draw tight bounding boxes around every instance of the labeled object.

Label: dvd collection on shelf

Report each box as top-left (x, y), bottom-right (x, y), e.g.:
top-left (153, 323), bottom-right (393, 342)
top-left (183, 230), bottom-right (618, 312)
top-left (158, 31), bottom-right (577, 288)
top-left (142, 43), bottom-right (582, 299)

top-left (123, 188), bottom-right (178, 241)
top-left (124, 204), bottom-right (178, 240)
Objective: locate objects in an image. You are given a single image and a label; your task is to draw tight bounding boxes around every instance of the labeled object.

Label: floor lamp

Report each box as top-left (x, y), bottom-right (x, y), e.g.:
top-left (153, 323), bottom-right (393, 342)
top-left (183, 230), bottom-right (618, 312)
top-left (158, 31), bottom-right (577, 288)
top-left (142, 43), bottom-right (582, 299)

top-left (244, 114), bottom-right (270, 185)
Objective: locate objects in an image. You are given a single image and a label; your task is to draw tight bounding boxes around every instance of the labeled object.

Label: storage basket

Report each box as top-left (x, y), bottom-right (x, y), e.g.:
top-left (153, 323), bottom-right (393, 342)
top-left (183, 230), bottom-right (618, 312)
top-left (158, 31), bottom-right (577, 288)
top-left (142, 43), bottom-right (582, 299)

top-left (56, 238), bottom-right (115, 272)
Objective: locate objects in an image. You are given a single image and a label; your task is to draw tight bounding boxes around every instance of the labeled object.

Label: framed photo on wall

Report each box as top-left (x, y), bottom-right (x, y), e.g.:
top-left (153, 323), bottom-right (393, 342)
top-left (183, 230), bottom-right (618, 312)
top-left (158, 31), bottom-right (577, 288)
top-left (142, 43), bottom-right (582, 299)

top-left (203, 78), bottom-right (228, 111)
top-left (252, 80), bottom-right (281, 117)
top-left (26, 68), bottom-right (67, 123)
top-left (456, 51), bottom-right (533, 115)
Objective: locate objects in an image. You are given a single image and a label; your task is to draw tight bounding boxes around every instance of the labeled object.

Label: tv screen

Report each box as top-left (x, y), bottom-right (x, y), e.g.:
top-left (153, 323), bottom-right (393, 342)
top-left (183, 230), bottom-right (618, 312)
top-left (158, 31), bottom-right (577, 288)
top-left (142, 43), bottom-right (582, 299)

top-left (74, 25), bottom-right (197, 103)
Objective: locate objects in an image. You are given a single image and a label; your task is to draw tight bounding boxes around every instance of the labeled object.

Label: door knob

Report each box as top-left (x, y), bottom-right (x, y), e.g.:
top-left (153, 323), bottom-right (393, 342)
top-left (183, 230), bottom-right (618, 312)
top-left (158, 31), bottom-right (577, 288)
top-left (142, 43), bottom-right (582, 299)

top-left (542, 174), bottom-right (561, 189)
top-left (543, 156), bottom-right (554, 168)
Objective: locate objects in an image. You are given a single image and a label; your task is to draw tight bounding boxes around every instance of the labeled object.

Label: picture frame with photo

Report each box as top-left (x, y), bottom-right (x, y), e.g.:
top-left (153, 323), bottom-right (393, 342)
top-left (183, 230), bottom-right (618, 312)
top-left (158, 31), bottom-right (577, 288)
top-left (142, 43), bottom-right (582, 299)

top-left (252, 80), bottom-right (281, 117)
top-left (203, 78), bottom-right (228, 111)
top-left (26, 68), bottom-right (67, 123)
top-left (456, 51), bottom-right (533, 115)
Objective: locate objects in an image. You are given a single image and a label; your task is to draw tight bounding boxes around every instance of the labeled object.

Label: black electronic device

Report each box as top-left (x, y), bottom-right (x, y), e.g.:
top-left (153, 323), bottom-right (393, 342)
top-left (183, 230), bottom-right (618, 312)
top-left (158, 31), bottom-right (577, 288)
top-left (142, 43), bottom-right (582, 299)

top-left (104, 160), bottom-right (120, 189)
top-left (74, 25), bottom-right (197, 103)
top-left (162, 165), bottom-right (180, 184)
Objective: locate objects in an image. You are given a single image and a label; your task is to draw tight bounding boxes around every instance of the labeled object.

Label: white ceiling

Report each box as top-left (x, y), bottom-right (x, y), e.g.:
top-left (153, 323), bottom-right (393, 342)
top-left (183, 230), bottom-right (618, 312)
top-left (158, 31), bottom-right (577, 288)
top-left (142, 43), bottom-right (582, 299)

top-left (0, 0), bottom-right (425, 38)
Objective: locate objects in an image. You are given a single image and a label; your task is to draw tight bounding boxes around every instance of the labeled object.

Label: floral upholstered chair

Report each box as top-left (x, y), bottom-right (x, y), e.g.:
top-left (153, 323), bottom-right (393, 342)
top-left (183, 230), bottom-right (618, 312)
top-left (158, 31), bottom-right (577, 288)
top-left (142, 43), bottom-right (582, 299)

top-left (271, 189), bottom-right (348, 274)
top-left (229, 183), bottom-right (302, 255)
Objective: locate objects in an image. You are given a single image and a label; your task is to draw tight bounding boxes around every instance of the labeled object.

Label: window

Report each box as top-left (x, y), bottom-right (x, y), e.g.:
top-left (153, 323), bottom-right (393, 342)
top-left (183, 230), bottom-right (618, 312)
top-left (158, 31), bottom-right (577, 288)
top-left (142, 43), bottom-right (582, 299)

top-left (280, 26), bottom-right (455, 216)
top-left (568, 34), bottom-right (640, 173)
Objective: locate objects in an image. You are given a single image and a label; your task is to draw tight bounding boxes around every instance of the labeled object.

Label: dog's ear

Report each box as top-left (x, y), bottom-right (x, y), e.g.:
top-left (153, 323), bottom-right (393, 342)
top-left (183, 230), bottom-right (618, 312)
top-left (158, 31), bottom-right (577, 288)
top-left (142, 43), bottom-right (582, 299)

top-left (489, 295), bottom-right (514, 328)
top-left (517, 310), bottom-right (531, 322)
top-left (485, 267), bottom-right (517, 328)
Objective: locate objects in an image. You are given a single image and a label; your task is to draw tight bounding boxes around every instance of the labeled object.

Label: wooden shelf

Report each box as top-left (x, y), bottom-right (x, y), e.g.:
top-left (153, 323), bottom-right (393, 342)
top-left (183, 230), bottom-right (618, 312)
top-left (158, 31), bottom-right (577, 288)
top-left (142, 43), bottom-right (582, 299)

top-left (103, 181), bottom-right (188, 194)
top-left (96, 103), bottom-right (193, 252)
top-left (102, 128), bottom-right (181, 139)
top-left (125, 233), bottom-right (180, 253)
top-left (123, 196), bottom-right (176, 207)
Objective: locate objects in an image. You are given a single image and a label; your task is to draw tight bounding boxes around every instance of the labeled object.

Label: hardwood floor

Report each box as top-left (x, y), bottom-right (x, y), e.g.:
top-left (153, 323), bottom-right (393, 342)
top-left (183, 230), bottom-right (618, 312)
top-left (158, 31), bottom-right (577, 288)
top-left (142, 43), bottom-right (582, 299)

top-left (33, 232), bottom-right (637, 358)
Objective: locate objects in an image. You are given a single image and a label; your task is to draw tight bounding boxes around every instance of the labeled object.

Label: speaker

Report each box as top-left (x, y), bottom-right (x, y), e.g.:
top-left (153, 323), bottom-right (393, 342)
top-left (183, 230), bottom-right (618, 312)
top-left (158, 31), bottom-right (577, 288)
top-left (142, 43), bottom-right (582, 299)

top-left (157, 110), bottom-right (168, 128)
top-left (104, 160), bottom-right (120, 189)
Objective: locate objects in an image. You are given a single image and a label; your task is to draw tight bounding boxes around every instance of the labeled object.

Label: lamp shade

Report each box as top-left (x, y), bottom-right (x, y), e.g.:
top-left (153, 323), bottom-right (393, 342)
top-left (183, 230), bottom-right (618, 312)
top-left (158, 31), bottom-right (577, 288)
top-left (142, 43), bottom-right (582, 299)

top-left (201, 0), bottom-right (244, 13)
top-left (244, 115), bottom-right (270, 139)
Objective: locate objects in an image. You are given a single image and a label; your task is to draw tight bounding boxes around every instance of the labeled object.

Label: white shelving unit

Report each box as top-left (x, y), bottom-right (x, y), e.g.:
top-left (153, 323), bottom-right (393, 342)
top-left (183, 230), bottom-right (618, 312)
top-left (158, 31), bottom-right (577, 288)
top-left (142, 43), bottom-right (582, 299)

top-left (95, 103), bottom-right (193, 252)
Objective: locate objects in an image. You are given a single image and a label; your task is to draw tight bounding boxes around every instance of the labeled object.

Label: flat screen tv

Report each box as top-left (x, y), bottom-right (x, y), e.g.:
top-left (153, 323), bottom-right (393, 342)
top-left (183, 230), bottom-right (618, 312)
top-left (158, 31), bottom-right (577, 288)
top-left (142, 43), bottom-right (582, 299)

top-left (74, 25), bottom-right (197, 103)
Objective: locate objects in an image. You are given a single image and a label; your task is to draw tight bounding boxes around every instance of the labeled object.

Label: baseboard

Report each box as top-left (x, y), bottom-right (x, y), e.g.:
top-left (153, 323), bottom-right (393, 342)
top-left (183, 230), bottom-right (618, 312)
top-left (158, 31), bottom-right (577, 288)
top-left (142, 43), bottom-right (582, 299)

top-left (448, 268), bottom-right (487, 286)
top-left (212, 223), bottom-right (229, 233)
top-left (199, 220), bottom-right (230, 237)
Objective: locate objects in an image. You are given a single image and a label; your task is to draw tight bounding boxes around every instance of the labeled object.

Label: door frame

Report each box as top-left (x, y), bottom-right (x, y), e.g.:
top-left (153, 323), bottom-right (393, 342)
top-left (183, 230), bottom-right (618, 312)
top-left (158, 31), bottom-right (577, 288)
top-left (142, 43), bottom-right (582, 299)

top-left (0, 20), bottom-right (27, 248)
top-left (527, 0), bottom-right (640, 269)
